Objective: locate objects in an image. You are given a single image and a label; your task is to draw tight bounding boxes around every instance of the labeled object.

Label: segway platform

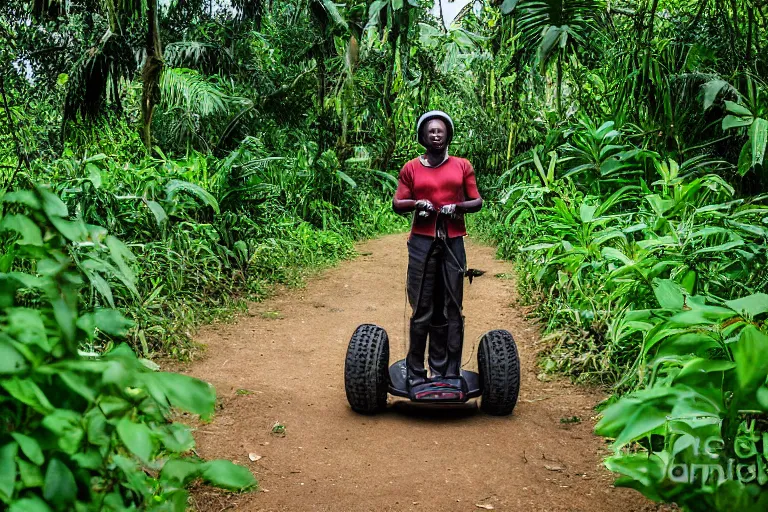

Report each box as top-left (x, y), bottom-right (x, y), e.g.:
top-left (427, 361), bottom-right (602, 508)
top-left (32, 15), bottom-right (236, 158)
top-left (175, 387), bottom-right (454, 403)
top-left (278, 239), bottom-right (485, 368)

top-left (388, 359), bottom-right (481, 402)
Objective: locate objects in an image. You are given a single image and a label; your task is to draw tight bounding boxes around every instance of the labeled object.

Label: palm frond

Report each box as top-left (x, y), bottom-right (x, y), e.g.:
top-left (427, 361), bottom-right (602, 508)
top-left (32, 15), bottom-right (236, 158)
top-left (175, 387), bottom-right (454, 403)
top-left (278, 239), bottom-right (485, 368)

top-left (63, 30), bottom-right (134, 121)
top-left (160, 68), bottom-right (231, 117)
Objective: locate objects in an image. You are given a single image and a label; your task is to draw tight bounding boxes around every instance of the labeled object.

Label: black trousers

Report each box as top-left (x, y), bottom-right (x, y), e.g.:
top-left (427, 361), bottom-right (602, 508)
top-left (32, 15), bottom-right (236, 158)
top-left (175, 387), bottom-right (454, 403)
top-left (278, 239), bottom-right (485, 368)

top-left (406, 234), bottom-right (466, 382)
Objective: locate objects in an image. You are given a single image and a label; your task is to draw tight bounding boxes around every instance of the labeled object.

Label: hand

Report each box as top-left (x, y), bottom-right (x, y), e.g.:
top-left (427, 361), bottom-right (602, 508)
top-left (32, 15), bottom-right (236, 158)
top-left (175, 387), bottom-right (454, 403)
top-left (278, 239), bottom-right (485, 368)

top-left (414, 199), bottom-right (435, 215)
top-left (440, 204), bottom-right (457, 218)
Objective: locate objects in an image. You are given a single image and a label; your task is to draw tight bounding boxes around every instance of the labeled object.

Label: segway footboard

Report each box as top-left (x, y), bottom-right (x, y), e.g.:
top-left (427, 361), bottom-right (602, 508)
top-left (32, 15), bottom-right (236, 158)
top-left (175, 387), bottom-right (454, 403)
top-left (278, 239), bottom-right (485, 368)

top-left (388, 360), bottom-right (481, 403)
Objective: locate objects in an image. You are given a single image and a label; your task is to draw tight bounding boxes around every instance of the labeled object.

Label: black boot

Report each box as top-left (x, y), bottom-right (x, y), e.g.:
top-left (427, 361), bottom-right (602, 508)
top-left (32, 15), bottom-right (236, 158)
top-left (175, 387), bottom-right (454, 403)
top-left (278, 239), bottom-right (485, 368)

top-left (406, 318), bottom-right (429, 387)
top-left (427, 323), bottom-right (449, 379)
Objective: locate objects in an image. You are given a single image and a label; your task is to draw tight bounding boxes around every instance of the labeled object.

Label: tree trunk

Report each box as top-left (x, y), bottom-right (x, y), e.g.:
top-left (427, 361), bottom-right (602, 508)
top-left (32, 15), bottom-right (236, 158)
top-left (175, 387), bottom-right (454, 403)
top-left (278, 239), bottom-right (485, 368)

top-left (746, 2), bottom-right (754, 63)
top-left (0, 75), bottom-right (30, 171)
top-left (380, 24), bottom-right (400, 173)
top-left (556, 50), bottom-right (563, 116)
top-left (141, 0), bottom-right (163, 149)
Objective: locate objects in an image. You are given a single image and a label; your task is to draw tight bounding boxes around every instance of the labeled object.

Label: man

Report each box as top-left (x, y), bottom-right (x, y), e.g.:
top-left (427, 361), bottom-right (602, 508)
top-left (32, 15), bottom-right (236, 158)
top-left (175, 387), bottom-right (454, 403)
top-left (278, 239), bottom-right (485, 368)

top-left (392, 111), bottom-right (483, 388)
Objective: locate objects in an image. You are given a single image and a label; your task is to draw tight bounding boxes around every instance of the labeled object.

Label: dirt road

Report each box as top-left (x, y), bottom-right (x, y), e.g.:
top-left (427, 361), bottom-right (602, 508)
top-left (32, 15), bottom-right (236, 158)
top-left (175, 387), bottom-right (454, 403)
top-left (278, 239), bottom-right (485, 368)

top-left (183, 234), bottom-right (660, 512)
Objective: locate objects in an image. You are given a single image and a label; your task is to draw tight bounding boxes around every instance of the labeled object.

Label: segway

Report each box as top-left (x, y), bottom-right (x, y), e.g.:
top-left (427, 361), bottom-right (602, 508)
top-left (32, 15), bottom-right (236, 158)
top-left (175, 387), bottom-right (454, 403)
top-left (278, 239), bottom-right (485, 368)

top-left (344, 213), bottom-right (521, 415)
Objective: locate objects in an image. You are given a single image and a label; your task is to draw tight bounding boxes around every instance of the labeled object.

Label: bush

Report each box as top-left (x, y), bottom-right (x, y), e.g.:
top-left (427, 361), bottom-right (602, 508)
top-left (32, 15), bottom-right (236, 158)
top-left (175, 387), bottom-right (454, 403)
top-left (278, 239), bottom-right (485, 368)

top-left (0, 186), bottom-right (256, 510)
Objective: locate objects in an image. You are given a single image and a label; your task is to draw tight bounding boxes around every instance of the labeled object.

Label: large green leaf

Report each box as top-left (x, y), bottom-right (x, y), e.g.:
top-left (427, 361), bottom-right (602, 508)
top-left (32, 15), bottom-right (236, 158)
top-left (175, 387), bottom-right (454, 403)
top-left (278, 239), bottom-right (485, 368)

top-left (0, 215), bottom-right (43, 246)
top-left (732, 325), bottom-right (768, 391)
top-left (200, 459), bottom-right (257, 491)
top-left (159, 459), bottom-right (202, 486)
top-left (725, 293), bottom-right (768, 318)
top-left (722, 115), bottom-right (753, 130)
top-left (500, 0), bottom-right (520, 15)
top-left (674, 358), bottom-right (736, 382)
top-left (43, 458), bottom-right (77, 505)
top-left (42, 409), bottom-right (84, 455)
top-left (144, 372), bottom-right (216, 419)
top-left (0, 442), bottom-right (18, 502)
top-left (749, 118), bottom-right (767, 168)
top-left (2, 378), bottom-right (54, 415)
top-left (612, 405), bottom-right (670, 449)
top-left (725, 100), bottom-right (753, 117)
top-left (9, 496), bottom-right (52, 512)
top-left (652, 279), bottom-right (685, 310)
top-left (0, 339), bottom-right (28, 375)
top-left (11, 433), bottom-right (44, 466)
top-left (165, 179), bottom-right (220, 214)
top-left (117, 418), bottom-right (155, 463)
top-left (319, 0), bottom-right (347, 27)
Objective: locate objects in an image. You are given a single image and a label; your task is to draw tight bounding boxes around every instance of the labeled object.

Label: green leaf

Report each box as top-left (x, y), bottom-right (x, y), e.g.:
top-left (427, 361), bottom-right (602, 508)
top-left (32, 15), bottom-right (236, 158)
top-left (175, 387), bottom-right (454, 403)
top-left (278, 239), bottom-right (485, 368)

top-left (59, 370), bottom-right (96, 402)
top-left (7, 308), bottom-right (49, 350)
top-left (336, 170), bottom-right (357, 188)
top-left (38, 188), bottom-right (68, 218)
top-left (11, 433), bottom-right (44, 466)
top-left (0, 442), bottom-right (18, 502)
top-left (738, 139), bottom-right (753, 176)
top-left (17, 459), bottom-right (44, 488)
top-left (732, 325), bottom-right (768, 391)
top-left (722, 115), bottom-right (754, 131)
top-left (579, 202), bottom-right (597, 223)
top-left (43, 459), bottom-right (77, 505)
top-left (145, 200), bottom-right (168, 227)
top-left (749, 118), bottom-right (767, 168)
top-left (0, 339), bottom-right (28, 375)
top-left (160, 459), bottom-right (202, 486)
top-left (702, 79), bottom-right (728, 111)
top-left (165, 180), bottom-right (220, 214)
top-left (612, 405), bottom-right (670, 449)
top-left (85, 163), bottom-right (102, 189)
top-left (652, 279), bottom-right (685, 310)
top-left (500, 0), bottom-right (520, 15)
top-left (144, 372), bottom-right (216, 419)
top-left (71, 449), bottom-right (103, 470)
top-left (42, 410), bottom-right (83, 455)
top-left (159, 424), bottom-right (196, 453)
top-left (601, 247), bottom-right (634, 266)
top-left (85, 408), bottom-right (111, 448)
top-left (117, 418), bottom-right (155, 463)
top-left (691, 240), bottom-right (744, 255)
top-left (9, 497), bottom-right (53, 512)
top-left (2, 190), bottom-right (41, 209)
top-left (93, 308), bottom-right (134, 336)
top-left (2, 378), bottom-right (54, 414)
top-left (106, 235), bottom-right (136, 285)
top-left (725, 100), bottom-right (753, 117)
top-left (674, 358), bottom-right (736, 382)
top-left (725, 293), bottom-right (768, 318)
top-left (200, 460), bottom-right (257, 491)
top-left (320, 0), bottom-right (347, 27)
top-left (0, 215), bottom-right (43, 246)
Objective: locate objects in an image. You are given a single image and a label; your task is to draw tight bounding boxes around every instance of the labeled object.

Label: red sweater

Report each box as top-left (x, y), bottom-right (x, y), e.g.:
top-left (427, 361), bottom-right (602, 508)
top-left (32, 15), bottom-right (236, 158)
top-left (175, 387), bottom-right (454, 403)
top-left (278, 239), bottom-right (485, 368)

top-left (395, 156), bottom-right (481, 238)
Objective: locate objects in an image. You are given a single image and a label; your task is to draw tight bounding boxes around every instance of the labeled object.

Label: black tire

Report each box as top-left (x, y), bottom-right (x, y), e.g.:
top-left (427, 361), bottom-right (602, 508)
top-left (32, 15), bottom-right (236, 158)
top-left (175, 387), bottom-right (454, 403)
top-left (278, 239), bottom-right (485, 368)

top-left (477, 329), bottom-right (520, 416)
top-left (344, 324), bottom-right (389, 414)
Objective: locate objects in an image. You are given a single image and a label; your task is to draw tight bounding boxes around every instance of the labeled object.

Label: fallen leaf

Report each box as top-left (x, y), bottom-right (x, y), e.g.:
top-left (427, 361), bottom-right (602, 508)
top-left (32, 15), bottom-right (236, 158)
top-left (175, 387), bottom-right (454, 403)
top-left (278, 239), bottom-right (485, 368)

top-left (475, 505), bottom-right (495, 510)
top-left (248, 453), bottom-right (262, 462)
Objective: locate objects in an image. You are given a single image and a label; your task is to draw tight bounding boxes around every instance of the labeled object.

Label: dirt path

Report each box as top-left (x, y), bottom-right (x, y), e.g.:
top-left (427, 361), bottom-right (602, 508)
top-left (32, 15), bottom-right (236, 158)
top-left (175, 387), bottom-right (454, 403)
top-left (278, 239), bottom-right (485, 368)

top-left (183, 234), bottom-right (659, 512)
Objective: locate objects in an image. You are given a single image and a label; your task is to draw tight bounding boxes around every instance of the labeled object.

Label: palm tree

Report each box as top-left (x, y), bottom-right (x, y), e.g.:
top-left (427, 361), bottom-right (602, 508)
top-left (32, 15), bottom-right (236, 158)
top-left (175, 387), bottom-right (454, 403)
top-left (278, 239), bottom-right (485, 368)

top-left (501, 0), bottom-right (605, 116)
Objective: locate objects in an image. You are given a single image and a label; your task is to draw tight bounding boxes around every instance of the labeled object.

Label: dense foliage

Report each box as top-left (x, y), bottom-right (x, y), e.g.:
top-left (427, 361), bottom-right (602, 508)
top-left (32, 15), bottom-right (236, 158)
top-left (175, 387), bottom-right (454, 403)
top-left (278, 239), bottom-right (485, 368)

top-left (2, 0), bottom-right (768, 510)
top-left (0, 187), bottom-right (256, 509)
top-left (469, 1), bottom-right (768, 510)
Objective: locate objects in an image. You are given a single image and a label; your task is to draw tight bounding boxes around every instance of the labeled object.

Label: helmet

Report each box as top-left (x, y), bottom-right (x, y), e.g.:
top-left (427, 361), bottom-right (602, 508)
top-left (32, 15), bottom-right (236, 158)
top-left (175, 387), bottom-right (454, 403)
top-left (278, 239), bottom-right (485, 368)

top-left (416, 110), bottom-right (454, 147)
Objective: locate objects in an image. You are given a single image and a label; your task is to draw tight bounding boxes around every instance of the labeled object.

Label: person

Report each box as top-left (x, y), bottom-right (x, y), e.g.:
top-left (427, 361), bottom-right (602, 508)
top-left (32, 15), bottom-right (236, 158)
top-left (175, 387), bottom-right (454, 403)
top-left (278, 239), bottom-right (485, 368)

top-left (392, 111), bottom-right (483, 388)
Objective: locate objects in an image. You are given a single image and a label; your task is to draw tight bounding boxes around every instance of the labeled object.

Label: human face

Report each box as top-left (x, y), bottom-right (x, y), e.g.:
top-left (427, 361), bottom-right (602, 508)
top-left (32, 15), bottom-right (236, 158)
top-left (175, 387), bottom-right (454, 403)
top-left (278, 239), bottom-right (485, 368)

top-left (424, 119), bottom-right (448, 152)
